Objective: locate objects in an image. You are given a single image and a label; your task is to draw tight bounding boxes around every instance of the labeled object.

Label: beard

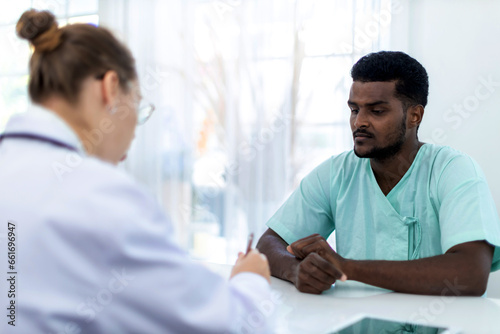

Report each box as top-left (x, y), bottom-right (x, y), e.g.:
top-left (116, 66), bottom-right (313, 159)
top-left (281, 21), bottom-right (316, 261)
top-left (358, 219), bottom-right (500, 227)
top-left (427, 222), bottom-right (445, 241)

top-left (354, 115), bottom-right (407, 161)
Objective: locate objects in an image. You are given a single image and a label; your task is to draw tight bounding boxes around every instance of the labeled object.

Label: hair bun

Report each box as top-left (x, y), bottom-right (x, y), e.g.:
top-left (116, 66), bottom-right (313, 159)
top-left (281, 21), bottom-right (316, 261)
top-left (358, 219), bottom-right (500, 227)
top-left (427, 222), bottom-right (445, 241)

top-left (16, 9), bottom-right (61, 53)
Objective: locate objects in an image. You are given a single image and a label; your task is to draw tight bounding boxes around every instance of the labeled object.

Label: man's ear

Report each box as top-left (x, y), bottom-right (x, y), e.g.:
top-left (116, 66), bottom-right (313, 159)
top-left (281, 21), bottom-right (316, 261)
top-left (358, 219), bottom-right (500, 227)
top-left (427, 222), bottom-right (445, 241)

top-left (101, 71), bottom-right (121, 108)
top-left (407, 104), bottom-right (424, 129)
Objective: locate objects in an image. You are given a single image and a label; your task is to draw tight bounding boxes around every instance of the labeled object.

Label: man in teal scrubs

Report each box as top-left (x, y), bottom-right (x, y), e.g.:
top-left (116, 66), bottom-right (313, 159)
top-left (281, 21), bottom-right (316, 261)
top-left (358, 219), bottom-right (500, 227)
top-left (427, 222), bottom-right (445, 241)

top-left (257, 51), bottom-right (500, 296)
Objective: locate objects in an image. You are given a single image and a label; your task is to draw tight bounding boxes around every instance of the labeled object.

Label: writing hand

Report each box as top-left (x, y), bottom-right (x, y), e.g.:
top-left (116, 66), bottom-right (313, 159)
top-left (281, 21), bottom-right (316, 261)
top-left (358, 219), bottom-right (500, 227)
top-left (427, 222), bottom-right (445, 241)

top-left (231, 249), bottom-right (271, 284)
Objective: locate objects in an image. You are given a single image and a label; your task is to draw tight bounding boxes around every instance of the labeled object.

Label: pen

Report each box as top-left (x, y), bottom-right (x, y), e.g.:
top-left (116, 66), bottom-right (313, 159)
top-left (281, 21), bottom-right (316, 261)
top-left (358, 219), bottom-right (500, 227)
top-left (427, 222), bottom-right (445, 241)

top-left (245, 233), bottom-right (254, 255)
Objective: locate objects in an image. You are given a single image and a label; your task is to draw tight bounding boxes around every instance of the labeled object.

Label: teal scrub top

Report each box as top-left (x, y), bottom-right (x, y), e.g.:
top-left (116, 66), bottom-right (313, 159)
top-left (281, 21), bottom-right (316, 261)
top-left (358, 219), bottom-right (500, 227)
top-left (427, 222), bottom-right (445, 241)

top-left (267, 144), bottom-right (500, 271)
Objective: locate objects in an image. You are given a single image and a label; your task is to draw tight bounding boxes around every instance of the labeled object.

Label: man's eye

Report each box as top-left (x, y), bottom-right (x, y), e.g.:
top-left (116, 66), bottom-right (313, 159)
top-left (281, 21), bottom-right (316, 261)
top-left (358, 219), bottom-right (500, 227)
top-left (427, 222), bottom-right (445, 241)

top-left (372, 110), bottom-right (384, 114)
top-left (350, 109), bottom-right (359, 114)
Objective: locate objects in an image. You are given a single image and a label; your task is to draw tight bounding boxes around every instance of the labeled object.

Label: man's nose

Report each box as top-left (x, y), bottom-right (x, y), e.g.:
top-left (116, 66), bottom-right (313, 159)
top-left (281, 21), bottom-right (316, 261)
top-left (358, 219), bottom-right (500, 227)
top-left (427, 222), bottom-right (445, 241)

top-left (353, 110), bottom-right (369, 128)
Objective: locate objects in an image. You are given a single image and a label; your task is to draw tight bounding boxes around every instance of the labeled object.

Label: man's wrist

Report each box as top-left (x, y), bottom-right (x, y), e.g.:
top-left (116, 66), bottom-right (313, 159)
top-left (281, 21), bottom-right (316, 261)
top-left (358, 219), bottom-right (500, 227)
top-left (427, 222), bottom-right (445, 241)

top-left (342, 258), bottom-right (356, 281)
top-left (282, 260), bottom-right (299, 284)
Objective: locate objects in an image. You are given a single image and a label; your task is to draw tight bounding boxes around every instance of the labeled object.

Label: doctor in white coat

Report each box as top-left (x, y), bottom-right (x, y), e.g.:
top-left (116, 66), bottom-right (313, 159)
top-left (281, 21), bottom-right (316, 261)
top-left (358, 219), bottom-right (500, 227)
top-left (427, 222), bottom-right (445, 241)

top-left (0, 9), bottom-right (272, 334)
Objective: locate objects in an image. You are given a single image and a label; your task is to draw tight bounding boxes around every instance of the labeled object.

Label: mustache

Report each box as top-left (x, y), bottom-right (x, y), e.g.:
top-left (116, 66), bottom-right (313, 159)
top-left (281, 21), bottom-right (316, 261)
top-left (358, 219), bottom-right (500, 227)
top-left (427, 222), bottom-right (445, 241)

top-left (353, 129), bottom-right (374, 137)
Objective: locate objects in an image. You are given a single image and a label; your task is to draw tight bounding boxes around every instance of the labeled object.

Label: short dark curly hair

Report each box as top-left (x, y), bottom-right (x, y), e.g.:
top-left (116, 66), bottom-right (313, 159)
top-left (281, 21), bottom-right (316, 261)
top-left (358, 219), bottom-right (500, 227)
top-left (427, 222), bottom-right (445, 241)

top-left (351, 51), bottom-right (429, 109)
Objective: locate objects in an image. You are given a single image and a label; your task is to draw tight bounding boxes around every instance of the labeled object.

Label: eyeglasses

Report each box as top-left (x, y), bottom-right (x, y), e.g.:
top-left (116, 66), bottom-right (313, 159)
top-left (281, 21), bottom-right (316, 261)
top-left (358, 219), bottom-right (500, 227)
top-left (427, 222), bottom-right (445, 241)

top-left (137, 100), bottom-right (155, 126)
top-left (95, 73), bottom-right (155, 125)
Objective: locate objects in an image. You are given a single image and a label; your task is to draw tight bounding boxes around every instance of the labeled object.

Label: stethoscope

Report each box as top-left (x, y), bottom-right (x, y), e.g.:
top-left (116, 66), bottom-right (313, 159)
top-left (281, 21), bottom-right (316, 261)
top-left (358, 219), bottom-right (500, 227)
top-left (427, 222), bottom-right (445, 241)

top-left (0, 133), bottom-right (79, 152)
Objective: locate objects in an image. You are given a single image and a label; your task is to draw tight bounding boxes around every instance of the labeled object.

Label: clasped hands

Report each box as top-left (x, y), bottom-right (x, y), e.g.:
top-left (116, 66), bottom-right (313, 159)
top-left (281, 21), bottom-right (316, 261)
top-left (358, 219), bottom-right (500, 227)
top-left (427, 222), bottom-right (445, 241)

top-left (287, 234), bottom-right (347, 294)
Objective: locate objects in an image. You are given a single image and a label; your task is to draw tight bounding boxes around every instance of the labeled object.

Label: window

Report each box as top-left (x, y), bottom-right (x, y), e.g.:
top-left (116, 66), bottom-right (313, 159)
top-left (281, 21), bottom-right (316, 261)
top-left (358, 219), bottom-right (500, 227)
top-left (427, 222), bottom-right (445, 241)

top-left (167, 0), bottom-right (393, 262)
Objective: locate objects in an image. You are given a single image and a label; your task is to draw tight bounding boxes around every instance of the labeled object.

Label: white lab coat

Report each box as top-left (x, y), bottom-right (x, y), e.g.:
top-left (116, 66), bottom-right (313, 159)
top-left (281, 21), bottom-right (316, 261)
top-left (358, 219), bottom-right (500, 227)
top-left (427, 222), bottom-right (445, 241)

top-left (0, 106), bottom-right (271, 334)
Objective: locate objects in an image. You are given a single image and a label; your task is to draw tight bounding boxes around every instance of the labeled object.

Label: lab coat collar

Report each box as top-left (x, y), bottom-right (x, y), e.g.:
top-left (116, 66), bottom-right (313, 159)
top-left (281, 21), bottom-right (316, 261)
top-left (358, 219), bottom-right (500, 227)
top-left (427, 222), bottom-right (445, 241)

top-left (2, 104), bottom-right (87, 155)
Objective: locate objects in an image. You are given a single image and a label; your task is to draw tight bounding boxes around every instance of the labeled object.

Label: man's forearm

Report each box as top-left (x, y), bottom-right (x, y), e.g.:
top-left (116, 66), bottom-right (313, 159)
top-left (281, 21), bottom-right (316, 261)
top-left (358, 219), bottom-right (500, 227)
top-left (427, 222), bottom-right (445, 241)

top-left (343, 241), bottom-right (493, 296)
top-left (256, 229), bottom-right (300, 283)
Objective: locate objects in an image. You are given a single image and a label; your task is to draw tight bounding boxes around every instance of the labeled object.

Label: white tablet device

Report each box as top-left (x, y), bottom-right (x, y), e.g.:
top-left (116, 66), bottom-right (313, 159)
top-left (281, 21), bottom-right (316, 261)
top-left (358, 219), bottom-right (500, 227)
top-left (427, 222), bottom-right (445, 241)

top-left (326, 314), bottom-right (462, 334)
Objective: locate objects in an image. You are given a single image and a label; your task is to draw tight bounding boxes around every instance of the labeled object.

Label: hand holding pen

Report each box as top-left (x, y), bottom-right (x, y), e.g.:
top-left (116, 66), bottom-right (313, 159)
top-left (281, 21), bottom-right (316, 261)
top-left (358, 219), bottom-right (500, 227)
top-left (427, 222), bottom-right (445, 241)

top-left (230, 232), bottom-right (271, 283)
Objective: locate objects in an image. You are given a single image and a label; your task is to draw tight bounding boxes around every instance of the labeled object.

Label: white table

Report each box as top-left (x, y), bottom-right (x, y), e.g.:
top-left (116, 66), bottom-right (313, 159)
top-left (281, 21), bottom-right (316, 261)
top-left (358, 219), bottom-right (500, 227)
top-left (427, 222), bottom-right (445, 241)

top-left (202, 262), bottom-right (500, 334)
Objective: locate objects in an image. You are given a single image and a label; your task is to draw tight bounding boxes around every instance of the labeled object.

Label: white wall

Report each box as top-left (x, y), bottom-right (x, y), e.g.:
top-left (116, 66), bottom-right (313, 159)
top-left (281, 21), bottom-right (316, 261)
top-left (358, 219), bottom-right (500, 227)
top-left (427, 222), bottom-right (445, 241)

top-left (391, 0), bottom-right (500, 298)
